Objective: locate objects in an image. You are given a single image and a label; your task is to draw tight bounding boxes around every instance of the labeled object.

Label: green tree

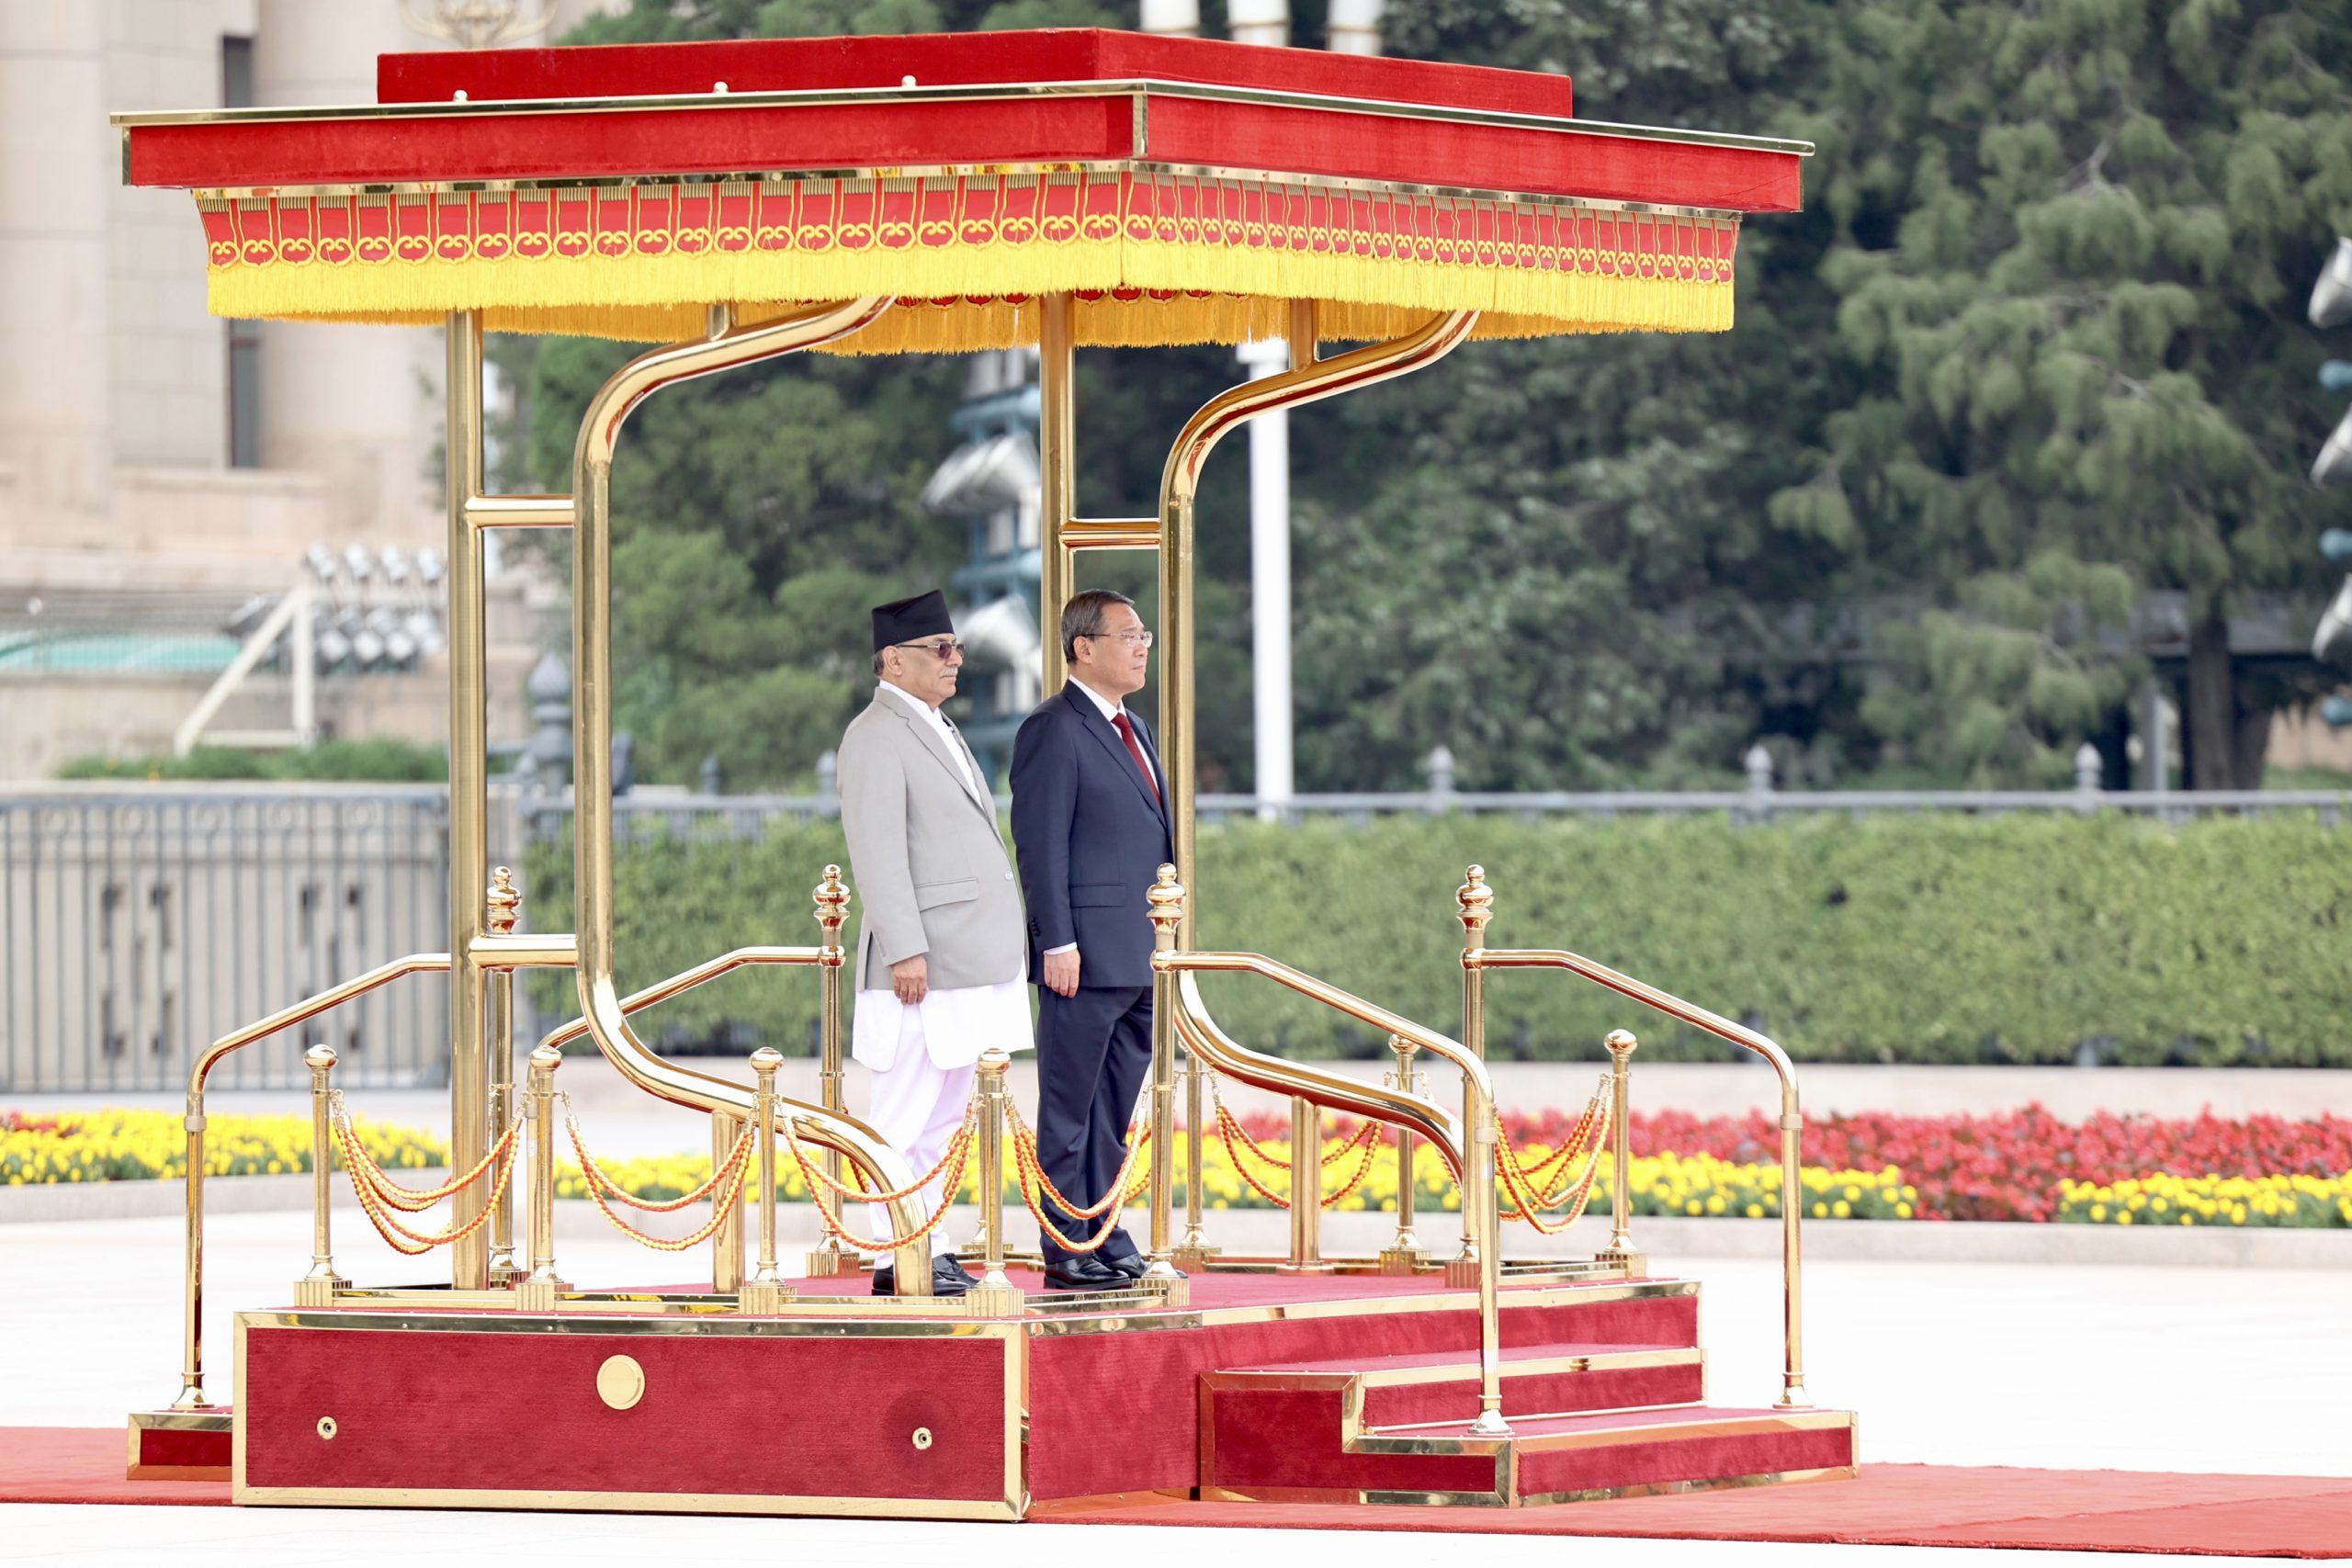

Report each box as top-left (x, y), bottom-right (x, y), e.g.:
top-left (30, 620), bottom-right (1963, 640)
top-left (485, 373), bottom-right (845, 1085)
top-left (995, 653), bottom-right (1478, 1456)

top-left (1796, 0), bottom-right (2352, 784)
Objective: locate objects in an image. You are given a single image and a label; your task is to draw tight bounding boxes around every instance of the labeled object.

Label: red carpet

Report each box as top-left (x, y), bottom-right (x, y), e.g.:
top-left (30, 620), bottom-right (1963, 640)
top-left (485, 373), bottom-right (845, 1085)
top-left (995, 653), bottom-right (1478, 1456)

top-left (1051, 1465), bottom-right (2352, 1557)
top-left (7, 1427), bottom-right (2348, 1556)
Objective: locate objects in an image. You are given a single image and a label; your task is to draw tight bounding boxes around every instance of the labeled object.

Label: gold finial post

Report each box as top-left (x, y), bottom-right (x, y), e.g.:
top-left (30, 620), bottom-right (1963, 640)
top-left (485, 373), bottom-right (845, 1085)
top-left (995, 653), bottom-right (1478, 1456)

top-left (965, 1049), bottom-right (1024, 1317)
top-left (807, 864), bottom-right (855, 1278)
top-left (740, 1047), bottom-right (794, 1314)
top-left (484, 867), bottom-right (524, 1285)
top-left (1136, 866), bottom-right (1189, 1303)
top-left (1378, 1032), bottom-right (1430, 1274)
top-left (516, 1044), bottom-right (568, 1313)
top-left (1448, 865), bottom-right (1493, 1286)
top-left (293, 1044), bottom-right (346, 1308)
top-left (1598, 1029), bottom-right (1647, 1275)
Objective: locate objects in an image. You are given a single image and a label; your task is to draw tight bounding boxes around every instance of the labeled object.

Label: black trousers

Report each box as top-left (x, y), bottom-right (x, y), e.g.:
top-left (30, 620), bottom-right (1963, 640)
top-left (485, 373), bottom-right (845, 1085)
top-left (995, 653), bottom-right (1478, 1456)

top-left (1033, 984), bottom-right (1151, 1264)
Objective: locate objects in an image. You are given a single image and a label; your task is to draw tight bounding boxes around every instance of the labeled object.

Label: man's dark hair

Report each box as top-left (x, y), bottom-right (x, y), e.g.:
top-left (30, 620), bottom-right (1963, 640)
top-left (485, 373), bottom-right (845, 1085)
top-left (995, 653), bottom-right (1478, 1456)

top-left (1060, 589), bottom-right (1138, 660)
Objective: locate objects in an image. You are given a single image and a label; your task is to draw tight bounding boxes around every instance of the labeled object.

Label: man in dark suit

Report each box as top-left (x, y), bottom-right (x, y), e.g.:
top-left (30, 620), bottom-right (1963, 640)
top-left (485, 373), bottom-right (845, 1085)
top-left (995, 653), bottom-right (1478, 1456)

top-left (1010, 589), bottom-right (1175, 1291)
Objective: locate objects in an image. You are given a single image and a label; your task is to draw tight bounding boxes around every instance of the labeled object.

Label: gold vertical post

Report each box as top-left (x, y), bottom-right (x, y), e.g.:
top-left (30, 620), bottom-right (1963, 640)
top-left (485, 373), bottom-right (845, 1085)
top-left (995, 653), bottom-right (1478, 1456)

top-left (808, 864), bottom-right (854, 1276)
top-left (1779, 1106), bottom-right (1809, 1408)
top-left (1138, 867), bottom-right (1188, 1303)
top-left (1038, 293), bottom-right (1076, 694)
top-left (1598, 1029), bottom-right (1646, 1275)
top-left (174, 1098), bottom-right (209, 1406)
top-left (1448, 865), bottom-right (1494, 1285)
top-left (1378, 1032), bottom-right (1429, 1275)
top-left (446, 310), bottom-right (492, 1292)
top-left (484, 868), bottom-right (523, 1285)
top-left (516, 1044), bottom-right (567, 1313)
top-left (1278, 1094), bottom-right (1332, 1272)
top-left (1173, 1043), bottom-right (1217, 1269)
top-left (965, 1049), bottom-right (1024, 1317)
top-left (293, 1044), bottom-right (345, 1308)
top-left (710, 1111), bottom-right (745, 1294)
top-left (740, 1048), bottom-right (793, 1314)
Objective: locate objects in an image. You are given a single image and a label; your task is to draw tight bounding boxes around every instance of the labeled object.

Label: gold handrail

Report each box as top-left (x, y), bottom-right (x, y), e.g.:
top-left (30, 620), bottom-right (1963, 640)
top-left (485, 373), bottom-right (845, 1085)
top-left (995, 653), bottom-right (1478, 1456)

top-left (173, 952), bottom-right (452, 1409)
top-left (1471, 922), bottom-right (1809, 1411)
top-left (534, 944), bottom-right (826, 1055)
top-left (1149, 872), bottom-right (1511, 1438)
top-left (565, 297), bottom-right (937, 1293)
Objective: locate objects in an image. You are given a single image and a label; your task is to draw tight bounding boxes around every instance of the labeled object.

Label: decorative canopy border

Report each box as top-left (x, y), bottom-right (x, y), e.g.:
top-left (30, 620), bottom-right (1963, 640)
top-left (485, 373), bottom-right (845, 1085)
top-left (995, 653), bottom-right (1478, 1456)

top-left (119, 28), bottom-right (1809, 349)
top-left (200, 169), bottom-right (1740, 347)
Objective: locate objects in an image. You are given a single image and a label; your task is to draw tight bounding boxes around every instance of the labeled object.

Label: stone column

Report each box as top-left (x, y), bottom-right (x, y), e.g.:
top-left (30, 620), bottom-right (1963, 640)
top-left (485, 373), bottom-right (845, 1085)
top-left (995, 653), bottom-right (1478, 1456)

top-left (0, 6), bottom-right (113, 526)
top-left (251, 0), bottom-right (442, 547)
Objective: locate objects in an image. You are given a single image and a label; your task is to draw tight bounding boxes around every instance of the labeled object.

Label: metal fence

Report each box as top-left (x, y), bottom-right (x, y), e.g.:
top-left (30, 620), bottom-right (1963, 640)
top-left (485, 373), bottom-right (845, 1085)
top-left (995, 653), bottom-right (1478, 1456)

top-left (8, 769), bottom-right (2349, 1097)
top-left (0, 786), bottom-right (450, 1093)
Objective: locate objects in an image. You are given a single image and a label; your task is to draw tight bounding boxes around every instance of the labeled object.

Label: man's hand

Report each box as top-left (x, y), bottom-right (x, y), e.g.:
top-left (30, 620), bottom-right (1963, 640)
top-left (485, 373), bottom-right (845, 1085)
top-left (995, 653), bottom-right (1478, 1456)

top-left (890, 954), bottom-right (929, 1006)
top-left (1042, 948), bottom-right (1081, 998)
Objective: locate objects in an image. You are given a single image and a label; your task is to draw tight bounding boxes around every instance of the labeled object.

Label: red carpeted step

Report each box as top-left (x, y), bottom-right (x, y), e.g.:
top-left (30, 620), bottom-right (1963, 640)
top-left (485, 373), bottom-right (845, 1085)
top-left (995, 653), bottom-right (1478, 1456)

top-left (1215, 1340), bottom-right (1706, 1431)
top-left (1381, 1405), bottom-right (1860, 1505)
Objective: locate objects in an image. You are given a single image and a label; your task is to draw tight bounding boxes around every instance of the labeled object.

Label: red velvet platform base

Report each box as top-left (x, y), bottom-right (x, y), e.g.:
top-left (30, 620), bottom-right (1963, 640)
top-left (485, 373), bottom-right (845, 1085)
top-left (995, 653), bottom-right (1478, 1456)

top-left (11, 1433), bottom-right (2351, 1556)
top-left (200, 1270), bottom-right (1854, 1517)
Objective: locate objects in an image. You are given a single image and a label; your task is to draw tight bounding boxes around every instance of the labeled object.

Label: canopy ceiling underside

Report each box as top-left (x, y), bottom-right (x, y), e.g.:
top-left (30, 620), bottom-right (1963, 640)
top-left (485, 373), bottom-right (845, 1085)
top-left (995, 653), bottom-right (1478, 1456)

top-left (198, 173), bottom-right (1743, 348)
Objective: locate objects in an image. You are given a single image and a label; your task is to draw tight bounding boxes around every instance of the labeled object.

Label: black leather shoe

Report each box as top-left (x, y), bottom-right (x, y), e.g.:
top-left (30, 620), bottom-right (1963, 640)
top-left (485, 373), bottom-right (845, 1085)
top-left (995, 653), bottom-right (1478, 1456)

top-left (942, 1255), bottom-right (980, 1289)
top-left (869, 1256), bottom-right (974, 1298)
top-left (1042, 1256), bottom-right (1131, 1292)
top-left (1104, 1253), bottom-right (1186, 1280)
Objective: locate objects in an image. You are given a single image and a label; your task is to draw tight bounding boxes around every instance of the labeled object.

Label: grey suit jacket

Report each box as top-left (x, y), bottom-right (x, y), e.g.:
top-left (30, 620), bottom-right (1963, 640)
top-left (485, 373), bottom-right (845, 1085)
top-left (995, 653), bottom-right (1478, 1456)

top-left (837, 689), bottom-right (1026, 994)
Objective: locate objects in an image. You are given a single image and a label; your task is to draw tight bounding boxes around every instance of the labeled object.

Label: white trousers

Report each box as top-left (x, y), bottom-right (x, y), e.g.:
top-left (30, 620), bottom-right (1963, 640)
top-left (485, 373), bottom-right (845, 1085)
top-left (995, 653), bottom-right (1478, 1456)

top-left (861, 1010), bottom-right (976, 1258)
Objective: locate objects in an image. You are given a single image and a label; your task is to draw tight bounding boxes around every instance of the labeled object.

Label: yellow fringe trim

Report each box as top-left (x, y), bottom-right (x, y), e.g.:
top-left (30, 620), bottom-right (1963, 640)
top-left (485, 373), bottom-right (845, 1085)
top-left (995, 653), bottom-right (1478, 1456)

top-left (207, 234), bottom-right (1732, 349)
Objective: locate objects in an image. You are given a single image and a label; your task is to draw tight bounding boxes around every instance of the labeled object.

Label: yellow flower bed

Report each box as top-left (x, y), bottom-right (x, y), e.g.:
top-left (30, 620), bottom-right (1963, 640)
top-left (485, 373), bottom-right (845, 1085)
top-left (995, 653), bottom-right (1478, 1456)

top-left (2057, 1173), bottom-right (2352, 1227)
top-left (551, 1134), bottom-right (1922, 1223)
top-left (1, 1108), bottom-right (445, 1185)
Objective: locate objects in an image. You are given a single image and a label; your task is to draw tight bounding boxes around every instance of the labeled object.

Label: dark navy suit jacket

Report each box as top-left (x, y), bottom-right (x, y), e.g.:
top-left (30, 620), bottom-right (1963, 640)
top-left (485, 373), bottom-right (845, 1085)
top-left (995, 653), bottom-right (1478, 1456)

top-left (1010, 684), bottom-right (1175, 990)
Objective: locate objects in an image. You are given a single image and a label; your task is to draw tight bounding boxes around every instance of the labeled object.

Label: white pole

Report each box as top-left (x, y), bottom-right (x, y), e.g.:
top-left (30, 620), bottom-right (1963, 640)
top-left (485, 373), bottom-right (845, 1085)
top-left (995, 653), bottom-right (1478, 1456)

top-left (1227, 0), bottom-right (1289, 47)
top-left (1137, 0), bottom-right (1200, 35)
top-left (1238, 339), bottom-right (1294, 819)
top-left (1327, 0), bottom-right (1385, 54)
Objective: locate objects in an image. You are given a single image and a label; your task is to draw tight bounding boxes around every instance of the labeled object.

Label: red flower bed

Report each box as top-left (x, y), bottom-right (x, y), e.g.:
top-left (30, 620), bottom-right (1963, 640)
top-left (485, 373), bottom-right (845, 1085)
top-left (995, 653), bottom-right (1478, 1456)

top-left (1504, 1103), bottom-right (2352, 1223)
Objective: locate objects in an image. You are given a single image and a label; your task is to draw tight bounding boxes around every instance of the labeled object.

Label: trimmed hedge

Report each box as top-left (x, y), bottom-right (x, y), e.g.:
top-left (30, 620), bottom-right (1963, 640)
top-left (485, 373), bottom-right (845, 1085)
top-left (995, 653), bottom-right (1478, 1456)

top-left (525, 810), bottom-right (2352, 1066)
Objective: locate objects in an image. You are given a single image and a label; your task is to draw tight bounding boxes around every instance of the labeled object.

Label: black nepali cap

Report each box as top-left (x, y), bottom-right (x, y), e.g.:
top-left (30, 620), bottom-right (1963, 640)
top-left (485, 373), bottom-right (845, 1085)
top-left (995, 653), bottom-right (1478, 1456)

top-left (871, 589), bottom-right (954, 651)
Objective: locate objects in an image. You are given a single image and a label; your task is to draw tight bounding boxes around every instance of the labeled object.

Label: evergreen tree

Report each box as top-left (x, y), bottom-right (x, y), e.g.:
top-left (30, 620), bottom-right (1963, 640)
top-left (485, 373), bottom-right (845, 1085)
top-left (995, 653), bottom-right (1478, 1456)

top-left (1797, 0), bottom-right (2352, 784)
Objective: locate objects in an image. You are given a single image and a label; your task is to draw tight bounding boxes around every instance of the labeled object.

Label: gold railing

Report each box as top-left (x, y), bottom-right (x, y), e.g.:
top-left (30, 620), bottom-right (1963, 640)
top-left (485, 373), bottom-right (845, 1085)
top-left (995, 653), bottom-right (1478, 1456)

top-left (560, 297), bottom-right (936, 1294)
top-left (171, 951), bottom-right (452, 1409)
top-left (1145, 867), bottom-right (1515, 1438)
top-left (532, 864), bottom-right (859, 1283)
top-left (1459, 865), bottom-right (1811, 1411)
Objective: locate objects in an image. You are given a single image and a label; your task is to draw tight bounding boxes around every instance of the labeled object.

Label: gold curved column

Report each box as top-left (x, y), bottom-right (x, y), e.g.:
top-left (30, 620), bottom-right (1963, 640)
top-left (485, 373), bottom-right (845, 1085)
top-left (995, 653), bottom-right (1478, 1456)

top-left (1037, 293), bottom-right (1076, 694)
top-left (1155, 307), bottom-right (1478, 942)
top-left (568, 297), bottom-right (936, 1295)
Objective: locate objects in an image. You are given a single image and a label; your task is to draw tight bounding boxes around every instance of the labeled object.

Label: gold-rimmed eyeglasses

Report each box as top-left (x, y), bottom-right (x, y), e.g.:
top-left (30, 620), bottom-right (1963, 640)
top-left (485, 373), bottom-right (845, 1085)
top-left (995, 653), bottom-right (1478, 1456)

top-left (1083, 630), bottom-right (1154, 649)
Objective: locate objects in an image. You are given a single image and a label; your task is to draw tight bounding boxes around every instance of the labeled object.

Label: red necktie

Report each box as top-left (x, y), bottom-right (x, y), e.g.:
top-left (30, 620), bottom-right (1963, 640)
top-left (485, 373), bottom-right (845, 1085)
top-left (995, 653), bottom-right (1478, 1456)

top-left (1112, 711), bottom-right (1160, 803)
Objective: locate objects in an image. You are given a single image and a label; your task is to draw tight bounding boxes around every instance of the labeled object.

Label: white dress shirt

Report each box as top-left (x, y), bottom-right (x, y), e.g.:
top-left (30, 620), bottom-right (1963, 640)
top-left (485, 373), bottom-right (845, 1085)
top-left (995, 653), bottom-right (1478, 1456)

top-left (852, 681), bottom-right (1029, 1068)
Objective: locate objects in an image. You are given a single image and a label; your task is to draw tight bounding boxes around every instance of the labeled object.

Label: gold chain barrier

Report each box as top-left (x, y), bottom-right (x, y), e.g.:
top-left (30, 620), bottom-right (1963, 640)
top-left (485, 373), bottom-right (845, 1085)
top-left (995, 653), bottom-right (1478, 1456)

top-left (1207, 1081), bottom-right (1384, 1212)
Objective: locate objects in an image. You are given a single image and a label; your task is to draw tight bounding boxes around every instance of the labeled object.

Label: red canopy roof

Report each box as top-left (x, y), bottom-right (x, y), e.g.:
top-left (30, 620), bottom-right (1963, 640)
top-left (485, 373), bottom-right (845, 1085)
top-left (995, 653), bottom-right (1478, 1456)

top-left (112, 28), bottom-right (1810, 350)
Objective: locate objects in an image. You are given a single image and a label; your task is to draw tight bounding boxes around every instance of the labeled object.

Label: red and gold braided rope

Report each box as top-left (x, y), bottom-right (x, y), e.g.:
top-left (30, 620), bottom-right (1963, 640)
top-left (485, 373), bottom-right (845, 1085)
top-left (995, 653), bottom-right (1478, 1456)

top-left (1496, 1100), bottom-right (1611, 1235)
top-left (565, 1112), bottom-right (753, 1213)
top-left (334, 1112), bottom-right (521, 1256)
top-left (779, 1119), bottom-right (970, 1255)
top-left (1212, 1102), bottom-right (1383, 1210)
top-left (1009, 1126), bottom-right (1148, 1256)
top-left (331, 1095), bottom-right (518, 1212)
top-left (577, 1123), bottom-right (758, 1251)
top-left (1001, 1103), bottom-right (1149, 1221)
top-left (1205, 1080), bottom-right (1374, 1171)
top-left (793, 1108), bottom-right (980, 1203)
top-left (1502, 1074), bottom-right (1612, 1198)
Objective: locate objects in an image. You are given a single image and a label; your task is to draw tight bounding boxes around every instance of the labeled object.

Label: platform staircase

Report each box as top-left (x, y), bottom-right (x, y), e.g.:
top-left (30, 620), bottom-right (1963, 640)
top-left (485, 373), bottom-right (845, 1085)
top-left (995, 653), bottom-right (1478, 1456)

top-left (1193, 1276), bottom-right (1856, 1507)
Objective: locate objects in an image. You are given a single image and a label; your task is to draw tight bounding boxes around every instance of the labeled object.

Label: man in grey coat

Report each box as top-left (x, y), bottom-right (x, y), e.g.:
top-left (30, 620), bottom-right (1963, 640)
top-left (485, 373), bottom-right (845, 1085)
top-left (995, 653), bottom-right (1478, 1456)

top-left (837, 590), bottom-right (1030, 1298)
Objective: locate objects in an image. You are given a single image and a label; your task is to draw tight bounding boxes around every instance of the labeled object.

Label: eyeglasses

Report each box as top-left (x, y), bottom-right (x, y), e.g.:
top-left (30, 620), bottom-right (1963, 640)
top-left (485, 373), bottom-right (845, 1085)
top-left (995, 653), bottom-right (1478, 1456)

top-left (895, 639), bottom-right (966, 660)
top-left (1082, 630), bottom-right (1154, 649)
